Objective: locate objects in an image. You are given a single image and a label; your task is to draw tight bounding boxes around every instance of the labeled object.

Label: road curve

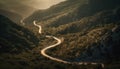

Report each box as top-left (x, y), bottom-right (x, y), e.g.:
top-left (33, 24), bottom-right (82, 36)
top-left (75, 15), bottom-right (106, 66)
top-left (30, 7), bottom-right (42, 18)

top-left (33, 21), bottom-right (104, 68)
top-left (33, 21), bottom-right (70, 64)
top-left (33, 21), bottom-right (42, 34)
top-left (42, 35), bottom-right (71, 64)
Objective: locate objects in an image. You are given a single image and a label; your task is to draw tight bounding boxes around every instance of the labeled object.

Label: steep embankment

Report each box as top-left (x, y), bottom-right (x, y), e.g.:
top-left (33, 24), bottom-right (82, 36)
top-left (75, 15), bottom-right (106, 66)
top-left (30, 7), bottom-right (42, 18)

top-left (0, 15), bottom-right (39, 53)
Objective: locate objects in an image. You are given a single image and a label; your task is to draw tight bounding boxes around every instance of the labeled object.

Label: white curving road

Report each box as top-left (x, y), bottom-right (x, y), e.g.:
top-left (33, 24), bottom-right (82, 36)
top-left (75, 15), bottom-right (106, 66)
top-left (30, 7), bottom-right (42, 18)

top-left (33, 21), bottom-right (42, 34)
top-left (33, 21), bottom-right (70, 64)
top-left (33, 21), bottom-right (104, 68)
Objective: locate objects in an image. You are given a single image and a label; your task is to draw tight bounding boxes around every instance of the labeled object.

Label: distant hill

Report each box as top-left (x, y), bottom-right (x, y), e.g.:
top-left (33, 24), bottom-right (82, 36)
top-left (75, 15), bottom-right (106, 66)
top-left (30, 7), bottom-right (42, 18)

top-left (24, 0), bottom-right (120, 27)
top-left (0, 3), bottom-right (36, 18)
top-left (0, 15), bottom-right (39, 53)
top-left (0, 9), bottom-right (22, 24)
top-left (24, 0), bottom-right (88, 25)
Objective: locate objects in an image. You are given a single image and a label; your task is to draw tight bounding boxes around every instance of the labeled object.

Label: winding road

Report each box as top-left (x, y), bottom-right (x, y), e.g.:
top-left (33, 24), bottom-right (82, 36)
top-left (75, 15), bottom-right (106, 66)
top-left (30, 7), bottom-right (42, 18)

top-left (33, 21), bottom-right (104, 68)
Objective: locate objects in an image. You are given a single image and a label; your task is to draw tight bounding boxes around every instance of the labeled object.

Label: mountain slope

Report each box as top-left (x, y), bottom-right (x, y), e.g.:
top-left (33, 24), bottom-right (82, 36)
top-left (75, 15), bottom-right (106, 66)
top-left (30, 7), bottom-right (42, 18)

top-left (47, 8), bottom-right (120, 34)
top-left (0, 15), bottom-right (39, 53)
top-left (44, 8), bottom-right (120, 69)
top-left (24, 0), bottom-right (88, 26)
top-left (24, 0), bottom-right (120, 27)
top-left (50, 8), bottom-right (120, 58)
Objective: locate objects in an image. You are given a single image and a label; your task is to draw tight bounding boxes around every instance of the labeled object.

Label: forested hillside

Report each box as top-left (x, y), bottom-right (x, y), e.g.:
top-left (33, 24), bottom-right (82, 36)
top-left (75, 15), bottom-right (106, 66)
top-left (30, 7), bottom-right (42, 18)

top-left (24, 0), bottom-right (120, 69)
top-left (0, 14), bottom-right (40, 53)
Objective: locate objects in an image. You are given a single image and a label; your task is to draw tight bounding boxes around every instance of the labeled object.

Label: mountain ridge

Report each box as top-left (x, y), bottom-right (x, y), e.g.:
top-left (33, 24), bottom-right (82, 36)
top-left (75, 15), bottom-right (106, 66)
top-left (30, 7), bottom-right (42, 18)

top-left (0, 9), bottom-right (22, 24)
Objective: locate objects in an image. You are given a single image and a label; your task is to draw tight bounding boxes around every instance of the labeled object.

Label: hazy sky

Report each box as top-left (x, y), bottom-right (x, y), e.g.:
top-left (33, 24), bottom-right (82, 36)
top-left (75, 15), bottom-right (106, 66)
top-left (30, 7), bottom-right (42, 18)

top-left (0, 0), bottom-right (66, 9)
top-left (22, 0), bottom-right (66, 9)
top-left (0, 0), bottom-right (66, 17)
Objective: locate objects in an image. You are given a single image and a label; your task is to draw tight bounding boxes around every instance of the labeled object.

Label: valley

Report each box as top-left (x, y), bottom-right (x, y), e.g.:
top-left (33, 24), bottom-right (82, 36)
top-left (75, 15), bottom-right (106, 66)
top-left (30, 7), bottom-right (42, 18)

top-left (0, 0), bottom-right (120, 69)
